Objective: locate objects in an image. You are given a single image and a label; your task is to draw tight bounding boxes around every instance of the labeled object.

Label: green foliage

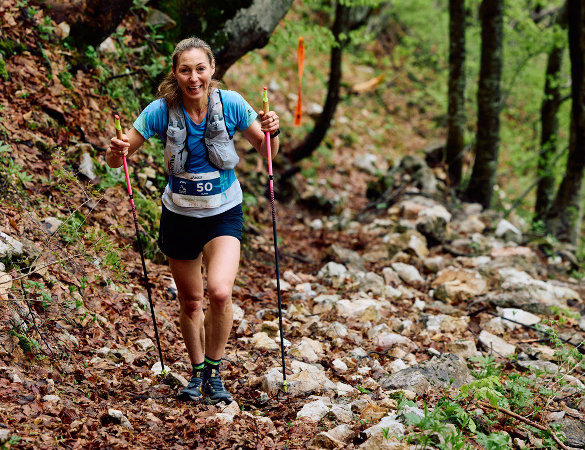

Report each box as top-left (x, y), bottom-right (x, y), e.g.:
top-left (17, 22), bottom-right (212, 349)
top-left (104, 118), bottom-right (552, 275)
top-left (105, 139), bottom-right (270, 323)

top-left (9, 329), bottom-right (40, 354)
top-left (59, 211), bottom-right (86, 244)
top-left (0, 57), bottom-right (8, 81)
top-left (475, 431), bottom-right (512, 449)
top-left (58, 70), bottom-right (73, 89)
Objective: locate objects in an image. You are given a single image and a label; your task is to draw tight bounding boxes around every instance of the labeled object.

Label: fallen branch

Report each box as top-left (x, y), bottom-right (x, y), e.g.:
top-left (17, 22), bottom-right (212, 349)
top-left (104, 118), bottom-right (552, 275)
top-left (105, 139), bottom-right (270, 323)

top-left (478, 401), bottom-right (570, 450)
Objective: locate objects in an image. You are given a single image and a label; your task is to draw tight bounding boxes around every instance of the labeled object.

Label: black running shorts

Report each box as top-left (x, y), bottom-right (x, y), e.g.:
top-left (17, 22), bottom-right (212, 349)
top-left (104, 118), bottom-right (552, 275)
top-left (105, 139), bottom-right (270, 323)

top-left (158, 203), bottom-right (243, 260)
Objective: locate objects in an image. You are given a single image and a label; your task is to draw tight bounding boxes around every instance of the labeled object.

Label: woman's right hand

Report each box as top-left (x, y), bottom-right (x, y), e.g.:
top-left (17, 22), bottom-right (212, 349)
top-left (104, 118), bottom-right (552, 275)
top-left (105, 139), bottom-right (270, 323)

top-left (108, 134), bottom-right (130, 158)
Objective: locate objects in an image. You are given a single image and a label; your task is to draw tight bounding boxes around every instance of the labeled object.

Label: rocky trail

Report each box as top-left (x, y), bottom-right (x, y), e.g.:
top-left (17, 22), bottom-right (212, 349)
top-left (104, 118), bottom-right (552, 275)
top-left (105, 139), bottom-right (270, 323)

top-left (2, 150), bottom-right (585, 448)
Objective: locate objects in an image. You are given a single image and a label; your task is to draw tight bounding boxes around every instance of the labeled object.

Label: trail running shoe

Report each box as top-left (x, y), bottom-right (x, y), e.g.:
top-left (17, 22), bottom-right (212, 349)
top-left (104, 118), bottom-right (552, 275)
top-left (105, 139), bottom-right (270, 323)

top-left (202, 367), bottom-right (233, 404)
top-left (178, 373), bottom-right (204, 401)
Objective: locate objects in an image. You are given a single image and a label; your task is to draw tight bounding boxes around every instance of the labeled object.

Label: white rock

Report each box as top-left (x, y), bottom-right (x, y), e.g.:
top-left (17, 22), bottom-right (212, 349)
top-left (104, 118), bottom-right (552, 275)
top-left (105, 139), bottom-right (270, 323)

top-left (318, 262), bottom-right (348, 281)
top-left (389, 359), bottom-right (408, 373)
top-left (310, 219), bottom-right (323, 230)
top-left (42, 394), bottom-right (61, 402)
top-left (252, 332), bottom-right (279, 351)
top-left (290, 337), bottom-right (323, 363)
top-left (232, 304), bottom-right (245, 322)
top-left (0, 231), bottom-right (24, 258)
top-left (495, 219), bottom-right (522, 243)
top-left (332, 359), bottom-right (348, 373)
top-left (99, 37), bottom-right (118, 54)
top-left (500, 308), bottom-right (543, 329)
top-left (107, 409), bottom-right (133, 429)
top-left (478, 330), bottom-right (516, 357)
top-left (296, 397), bottom-right (332, 421)
top-left (79, 153), bottom-right (97, 180)
top-left (382, 267), bottom-right (401, 285)
top-left (335, 298), bottom-right (383, 319)
top-left (391, 263), bottom-right (424, 284)
top-left (271, 279), bottom-right (291, 291)
top-left (374, 333), bottom-right (417, 351)
top-left (362, 414), bottom-right (405, 440)
top-left (135, 338), bottom-right (154, 351)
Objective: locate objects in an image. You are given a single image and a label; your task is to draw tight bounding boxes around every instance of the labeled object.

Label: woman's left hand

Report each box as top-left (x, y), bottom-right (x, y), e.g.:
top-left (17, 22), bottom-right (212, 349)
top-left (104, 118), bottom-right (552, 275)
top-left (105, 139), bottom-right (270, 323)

top-left (259, 110), bottom-right (280, 135)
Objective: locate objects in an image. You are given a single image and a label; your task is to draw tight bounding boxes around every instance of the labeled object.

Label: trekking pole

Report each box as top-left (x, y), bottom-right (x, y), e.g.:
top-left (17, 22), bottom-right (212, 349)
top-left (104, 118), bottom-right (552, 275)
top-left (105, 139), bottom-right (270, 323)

top-left (114, 114), bottom-right (165, 373)
top-left (262, 88), bottom-right (287, 394)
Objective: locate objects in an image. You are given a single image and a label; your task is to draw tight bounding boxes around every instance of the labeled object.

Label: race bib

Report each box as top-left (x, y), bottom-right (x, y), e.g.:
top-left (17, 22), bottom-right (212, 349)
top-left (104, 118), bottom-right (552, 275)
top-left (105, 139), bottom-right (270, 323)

top-left (170, 171), bottom-right (224, 208)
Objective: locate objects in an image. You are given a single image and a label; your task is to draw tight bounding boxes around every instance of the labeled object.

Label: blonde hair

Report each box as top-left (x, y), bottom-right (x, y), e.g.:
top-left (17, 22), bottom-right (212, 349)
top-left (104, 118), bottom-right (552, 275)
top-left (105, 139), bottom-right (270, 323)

top-left (157, 37), bottom-right (221, 109)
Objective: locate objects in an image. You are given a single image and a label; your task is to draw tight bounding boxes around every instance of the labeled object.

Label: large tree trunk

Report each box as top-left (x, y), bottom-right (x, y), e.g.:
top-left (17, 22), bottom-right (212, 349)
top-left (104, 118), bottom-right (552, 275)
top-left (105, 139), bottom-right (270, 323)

top-left (445, 0), bottom-right (466, 190)
top-left (534, 3), bottom-right (568, 220)
top-left (463, 0), bottom-right (504, 208)
top-left (286, 1), bottom-right (351, 164)
top-left (545, 0), bottom-right (585, 244)
top-left (36, 0), bottom-right (133, 48)
top-left (150, 0), bottom-right (292, 78)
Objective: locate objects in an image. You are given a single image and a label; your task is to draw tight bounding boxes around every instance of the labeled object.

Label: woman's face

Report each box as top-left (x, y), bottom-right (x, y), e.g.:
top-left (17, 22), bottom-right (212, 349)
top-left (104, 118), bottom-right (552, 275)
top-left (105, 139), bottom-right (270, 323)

top-left (173, 48), bottom-right (215, 104)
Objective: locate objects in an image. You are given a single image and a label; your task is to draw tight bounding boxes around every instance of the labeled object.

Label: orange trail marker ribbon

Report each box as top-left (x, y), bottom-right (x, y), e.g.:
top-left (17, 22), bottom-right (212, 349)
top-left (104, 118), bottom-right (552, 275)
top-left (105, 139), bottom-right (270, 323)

top-left (294, 37), bottom-right (305, 127)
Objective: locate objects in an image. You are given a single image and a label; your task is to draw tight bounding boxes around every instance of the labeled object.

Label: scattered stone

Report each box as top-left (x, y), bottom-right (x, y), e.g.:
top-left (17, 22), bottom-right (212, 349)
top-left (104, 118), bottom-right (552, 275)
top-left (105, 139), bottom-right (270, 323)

top-left (432, 267), bottom-right (488, 303)
top-left (552, 417), bottom-right (585, 448)
top-left (107, 409), bottom-right (133, 429)
top-left (491, 246), bottom-right (534, 258)
top-left (134, 293), bottom-right (149, 310)
top-left (317, 262), bottom-right (348, 286)
top-left (374, 333), bottom-right (417, 352)
top-left (79, 153), bottom-right (97, 180)
top-left (423, 256), bottom-right (446, 273)
top-left (290, 337), bottom-right (324, 363)
top-left (145, 7), bottom-right (176, 30)
top-left (312, 424), bottom-right (353, 448)
top-left (361, 415), bottom-right (405, 449)
top-left (135, 338), bottom-right (154, 351)
top-left (0, 231), bottom-right (24, 259)
top-left (359, 272), bottom-right (386, 295)
top-left (517, 360), bottom-right (560, 374)
top-left (42, 394), bottom-right (61, 402)
top-left (332, 359), bottom-right (348, 374)
top-left (0, 429), bottom-right (10, 445)
top-left (495, 219), bottom-right (522, 243)
top-left (233, 304), bottom-right (244, 322)
top-left (478, 330), bottom-right (516, 357)
top-left (296, 397), bottom-right (332, 421)
top-left (444, 340), bottom-right (479, 359)
top-left (331, 244), bottom-right (365, 269)
top-left (456, 215), bottom-right (485, 234)
top-left (40, 217), bottom-right (62, 235)
top-left (380, 354), bottom-right (472, 395)
top-left (499, 308), bottom-right (540, 329)
top-left (391, 263), bottom-right (424, 285)
top-left (491, 268), bottom-right (581, 314)
top-left (335, 298), bottom-right (383, 321)
top-left (416, 205), bottom-right (452, 243)
top-left (382, 267), bottom-right (401, 285)
top-left (252, 332), bottom-right (279, 351)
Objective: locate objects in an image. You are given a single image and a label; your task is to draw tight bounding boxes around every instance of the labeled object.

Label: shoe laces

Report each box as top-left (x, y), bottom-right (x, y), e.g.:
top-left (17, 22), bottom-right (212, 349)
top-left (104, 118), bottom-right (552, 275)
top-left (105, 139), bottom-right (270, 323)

top-left (187, 373), bottom-right (203, 389)
top-left (206, 373), bottom-right (226, 393)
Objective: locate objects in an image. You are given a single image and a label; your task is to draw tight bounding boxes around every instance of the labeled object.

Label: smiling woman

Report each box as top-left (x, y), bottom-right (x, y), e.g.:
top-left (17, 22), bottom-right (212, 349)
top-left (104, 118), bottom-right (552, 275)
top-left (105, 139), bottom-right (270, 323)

top-left (104, 37), bottom-right (281, 405)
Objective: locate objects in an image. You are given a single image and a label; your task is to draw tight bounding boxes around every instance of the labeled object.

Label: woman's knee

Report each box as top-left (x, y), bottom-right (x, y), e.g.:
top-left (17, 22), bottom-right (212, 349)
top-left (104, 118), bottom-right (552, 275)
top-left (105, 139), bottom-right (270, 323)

top-left (179, 294), bottom-right (204, 317)
top-left (208, 285), bottom-right (232, 309)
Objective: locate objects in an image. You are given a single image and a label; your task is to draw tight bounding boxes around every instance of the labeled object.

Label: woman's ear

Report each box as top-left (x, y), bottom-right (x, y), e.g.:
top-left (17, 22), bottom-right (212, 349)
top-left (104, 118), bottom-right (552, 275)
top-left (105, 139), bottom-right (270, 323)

top-left (211, 62), bottom-right (216, 77)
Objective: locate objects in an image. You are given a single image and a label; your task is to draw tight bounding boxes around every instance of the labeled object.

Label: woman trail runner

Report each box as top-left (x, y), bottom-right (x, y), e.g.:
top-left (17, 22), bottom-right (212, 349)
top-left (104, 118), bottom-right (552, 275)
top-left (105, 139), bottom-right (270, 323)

top-left (106, 37), bottom-right (280, 404)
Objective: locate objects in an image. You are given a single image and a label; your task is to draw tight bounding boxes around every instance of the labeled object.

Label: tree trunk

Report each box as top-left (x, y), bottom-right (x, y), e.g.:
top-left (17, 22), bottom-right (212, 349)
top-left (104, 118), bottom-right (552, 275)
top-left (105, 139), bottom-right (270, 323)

top-left (545, 0), bottom-right (585, 244)
top-left (150, 0), bottom-right (292, 78)
top-left (286, 1), bottom-right (350, 164)
top-left (446, 0), bottom-right (466, 190)
top-left (37, 0), bottom-right (133, 48)
top-left (463, 0), bottom-right (503, 208)
top-left (534, 3), bottom-right (568, 220)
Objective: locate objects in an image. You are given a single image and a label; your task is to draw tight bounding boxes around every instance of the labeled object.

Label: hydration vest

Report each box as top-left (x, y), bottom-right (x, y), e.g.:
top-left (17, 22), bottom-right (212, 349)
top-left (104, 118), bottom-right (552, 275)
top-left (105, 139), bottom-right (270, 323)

top-left (163, 89), bottom-right (240, 176)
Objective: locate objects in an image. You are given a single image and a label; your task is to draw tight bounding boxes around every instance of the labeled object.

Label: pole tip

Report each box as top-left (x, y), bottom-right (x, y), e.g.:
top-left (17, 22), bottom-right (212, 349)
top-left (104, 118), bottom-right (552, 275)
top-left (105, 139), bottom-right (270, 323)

top-left (114, 114), bottom-right (120, 120)
top-left (263, 86), bottom-right (267, 91)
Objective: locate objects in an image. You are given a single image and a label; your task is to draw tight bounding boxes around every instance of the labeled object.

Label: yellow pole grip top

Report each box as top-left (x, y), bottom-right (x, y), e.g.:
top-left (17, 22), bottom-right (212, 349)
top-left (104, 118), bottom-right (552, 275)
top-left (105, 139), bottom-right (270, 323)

top-left (262, 87), bottom-right (269, 114)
